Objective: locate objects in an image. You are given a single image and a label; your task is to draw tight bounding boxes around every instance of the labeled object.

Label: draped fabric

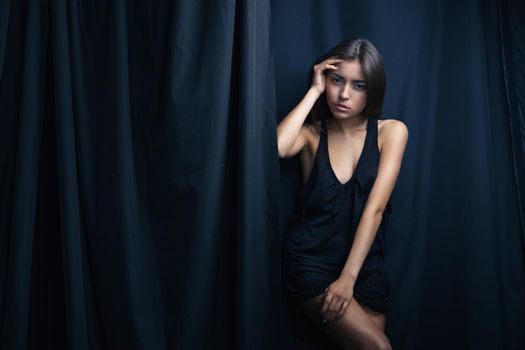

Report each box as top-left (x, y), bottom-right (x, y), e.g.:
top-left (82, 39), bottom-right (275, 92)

top-left (273, 0), bottom-right (525, 349)
top-left (0, 1), bottom-right (279, 349)
top-left (0, 1), bottom-right (524, 350)
top-left (500, 0), bottom-right (525, 250)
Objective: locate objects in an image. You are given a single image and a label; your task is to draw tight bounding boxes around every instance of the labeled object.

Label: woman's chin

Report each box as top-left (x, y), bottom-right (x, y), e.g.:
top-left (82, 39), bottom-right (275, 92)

top-left (329, 108), bottom-right (353, 119)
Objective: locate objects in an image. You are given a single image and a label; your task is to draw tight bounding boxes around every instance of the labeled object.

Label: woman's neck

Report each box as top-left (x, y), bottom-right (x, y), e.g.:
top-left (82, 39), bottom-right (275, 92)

top-left (327, 114), bottom-right (368, 134)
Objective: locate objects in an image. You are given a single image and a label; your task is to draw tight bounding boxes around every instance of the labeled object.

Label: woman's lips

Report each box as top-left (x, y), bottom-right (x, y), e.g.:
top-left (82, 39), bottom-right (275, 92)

top-left (334, 103), bottom-right (350, 111)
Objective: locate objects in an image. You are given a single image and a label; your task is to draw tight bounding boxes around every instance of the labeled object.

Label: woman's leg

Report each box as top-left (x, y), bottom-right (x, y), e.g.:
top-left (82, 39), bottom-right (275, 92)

top-left (301, 293), bottom-right (392, 350)
top-left (361, 305), bottom-right (386, 331)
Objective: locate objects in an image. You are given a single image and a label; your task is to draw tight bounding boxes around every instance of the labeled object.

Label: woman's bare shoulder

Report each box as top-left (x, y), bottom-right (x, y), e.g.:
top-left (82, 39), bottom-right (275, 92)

top-left (377, 118), bottom-right (409, 151)
top-left (378, 117), bottom-right (407, 129)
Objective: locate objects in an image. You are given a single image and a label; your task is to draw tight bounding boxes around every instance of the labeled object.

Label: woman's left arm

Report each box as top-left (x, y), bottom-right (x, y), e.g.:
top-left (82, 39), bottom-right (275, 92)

top-left (321, 119), bottom-right (409, 321)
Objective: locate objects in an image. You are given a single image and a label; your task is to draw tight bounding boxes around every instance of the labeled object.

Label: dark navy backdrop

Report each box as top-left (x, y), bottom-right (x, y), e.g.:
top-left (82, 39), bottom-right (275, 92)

top-left (0, 0), bottom-right (523, 349)
top-left (273, 0), bottom-right (525, 349)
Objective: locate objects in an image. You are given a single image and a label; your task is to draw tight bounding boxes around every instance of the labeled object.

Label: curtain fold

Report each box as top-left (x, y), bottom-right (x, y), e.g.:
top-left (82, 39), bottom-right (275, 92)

top-left (499, 0), bottom-right (525, 251)
top-left (1, 0), bottom-right (49, 348)
top-left (1, 0), bottom-right (279, 349)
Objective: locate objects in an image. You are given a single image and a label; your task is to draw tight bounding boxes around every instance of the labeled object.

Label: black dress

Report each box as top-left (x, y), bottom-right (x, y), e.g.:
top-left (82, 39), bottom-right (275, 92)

top-left (284, 115), bottom-right (393, 314)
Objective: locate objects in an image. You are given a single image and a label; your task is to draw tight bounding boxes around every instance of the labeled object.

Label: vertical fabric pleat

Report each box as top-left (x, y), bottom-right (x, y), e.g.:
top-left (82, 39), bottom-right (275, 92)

top-left (0, 0), bottom-right (279, 349)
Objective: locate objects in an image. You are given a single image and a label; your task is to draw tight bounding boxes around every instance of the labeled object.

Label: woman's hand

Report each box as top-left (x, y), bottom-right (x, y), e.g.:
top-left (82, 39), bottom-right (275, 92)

top-left (311, 57), bottom-right (344, 94)
top-left (320, 276), bottom-right (355, 323)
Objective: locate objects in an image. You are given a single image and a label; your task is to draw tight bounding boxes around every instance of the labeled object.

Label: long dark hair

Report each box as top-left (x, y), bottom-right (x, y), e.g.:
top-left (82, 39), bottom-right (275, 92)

top-left (306, 37), bottom-right (386, 124)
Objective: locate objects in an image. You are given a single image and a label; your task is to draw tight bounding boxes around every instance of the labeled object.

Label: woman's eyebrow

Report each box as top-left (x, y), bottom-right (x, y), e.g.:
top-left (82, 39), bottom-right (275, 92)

top-left (331, 72), bottom-right (365, 83)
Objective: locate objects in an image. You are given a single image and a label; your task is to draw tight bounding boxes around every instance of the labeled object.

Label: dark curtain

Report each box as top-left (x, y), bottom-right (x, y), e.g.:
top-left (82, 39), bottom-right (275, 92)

top-left (273, 0), bottom-right (525, 349)
top-left (1, 1), bottom-right (524, 350)
top-left (0, 0), bottom-right (279, 349)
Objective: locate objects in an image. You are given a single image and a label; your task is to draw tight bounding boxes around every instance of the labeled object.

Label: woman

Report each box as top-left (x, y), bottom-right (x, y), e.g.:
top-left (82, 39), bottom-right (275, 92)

top-left (277, 37), bottom-right (408, 349)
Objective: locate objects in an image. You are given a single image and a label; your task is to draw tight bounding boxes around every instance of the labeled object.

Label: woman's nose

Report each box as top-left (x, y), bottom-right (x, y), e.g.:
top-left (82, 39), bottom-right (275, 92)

top-left (339, 84), bottom-right (351, 99)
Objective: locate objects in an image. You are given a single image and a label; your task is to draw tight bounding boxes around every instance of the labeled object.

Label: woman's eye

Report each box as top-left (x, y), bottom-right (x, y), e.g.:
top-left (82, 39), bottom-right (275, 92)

top-left (331, 77), bottom-right (342, 84)
top-left (353, 83), bottom-right (366, 90)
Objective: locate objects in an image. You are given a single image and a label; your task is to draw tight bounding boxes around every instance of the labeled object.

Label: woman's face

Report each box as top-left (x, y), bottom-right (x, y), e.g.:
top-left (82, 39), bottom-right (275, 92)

top-left (325, 59), bottom-right (367, 120)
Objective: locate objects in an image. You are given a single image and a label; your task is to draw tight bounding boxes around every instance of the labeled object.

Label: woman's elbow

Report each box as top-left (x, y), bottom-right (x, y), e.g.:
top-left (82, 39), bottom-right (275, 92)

top-left (277, 141), bottom-right (288, 158)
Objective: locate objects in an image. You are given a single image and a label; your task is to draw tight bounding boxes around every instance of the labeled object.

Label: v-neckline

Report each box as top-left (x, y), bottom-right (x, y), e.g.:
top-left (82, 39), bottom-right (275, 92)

top-left (324, 116), bottom-right (371, 187)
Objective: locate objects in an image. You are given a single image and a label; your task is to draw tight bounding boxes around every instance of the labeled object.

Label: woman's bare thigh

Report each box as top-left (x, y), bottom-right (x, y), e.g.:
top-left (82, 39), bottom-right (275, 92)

top-left (361, 304), bottom-right (386, 331)
top-left (301, 293), bottom-right (391, 350)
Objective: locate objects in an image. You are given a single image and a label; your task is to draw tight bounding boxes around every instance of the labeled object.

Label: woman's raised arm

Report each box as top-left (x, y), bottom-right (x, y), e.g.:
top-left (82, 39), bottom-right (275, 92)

top-left (277, 58), bottom-right (343, 158)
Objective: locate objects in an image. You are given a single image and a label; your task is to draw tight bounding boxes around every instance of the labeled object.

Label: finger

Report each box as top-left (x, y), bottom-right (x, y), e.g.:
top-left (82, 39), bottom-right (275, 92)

top-left (321, 294), bottom-right (332, 316)
top-left (325, 58), bottom-right (344, 63)
top-left (316, 65), bottom-right (338, 78)
top-left (336, 300), bottom-right (350, 320)
top-left (331, 297), bottom-right (343, 317)
top-left (329, 297), bottom-right (343, 321)
top-left (325, 296), bottom-right (339, 321)
top-left (314, 63), bottom-right (338, 73)
top-left (320, 292), bottom-right (333, 316)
